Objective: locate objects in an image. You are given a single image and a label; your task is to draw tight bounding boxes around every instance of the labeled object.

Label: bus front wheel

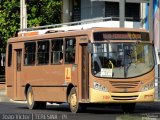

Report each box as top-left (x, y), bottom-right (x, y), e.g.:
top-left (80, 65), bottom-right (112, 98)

top-left (121, 103), bottom-right (136, 113)
top-left (68, 87), bottom-right (80, 113)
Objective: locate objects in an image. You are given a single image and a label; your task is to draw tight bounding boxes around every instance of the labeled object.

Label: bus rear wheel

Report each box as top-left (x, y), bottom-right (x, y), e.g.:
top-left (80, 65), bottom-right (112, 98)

top-left (68, 88), bottom-right (80, 113)
top-left (121, 103), bottom-right (136, 113)
top-left (27, 86), bottom-right (46, 109)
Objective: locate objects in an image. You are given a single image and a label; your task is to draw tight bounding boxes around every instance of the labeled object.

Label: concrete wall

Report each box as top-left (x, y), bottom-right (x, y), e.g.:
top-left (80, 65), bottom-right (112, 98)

top-left (81, 0), bottom-right (105, 20)
top-left (153, 0), bottom-right (160, 52)
top-left (62, 0), bottom-right (71, 23)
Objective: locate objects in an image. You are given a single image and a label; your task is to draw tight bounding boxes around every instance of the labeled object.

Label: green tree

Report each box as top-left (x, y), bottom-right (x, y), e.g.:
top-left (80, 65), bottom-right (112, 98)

top-left (0, 0), bottom-right (62, 52)
top-left (0, 0), bottom-right (20, 52)
top-left (26, 0), bottom-right (62, 27)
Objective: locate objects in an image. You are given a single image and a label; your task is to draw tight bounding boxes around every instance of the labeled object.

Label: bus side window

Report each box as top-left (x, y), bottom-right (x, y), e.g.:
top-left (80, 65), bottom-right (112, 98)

top-left (65, 38), bottom-right (76, 64)
top-left (24, 42), bottom-right (36, 65)
top-left (37, 40), bottom-right (49, 65)
top-left (8, 44), bottom-right (12, 67)
top-left (51, 39), bottom-right (63, 64)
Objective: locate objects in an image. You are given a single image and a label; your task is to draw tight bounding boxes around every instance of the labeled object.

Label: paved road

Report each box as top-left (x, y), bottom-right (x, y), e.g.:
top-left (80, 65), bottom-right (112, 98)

top-left (0, 102), bottom-right (160, 120)
top-left (1, 89), bottom-right (160, 120)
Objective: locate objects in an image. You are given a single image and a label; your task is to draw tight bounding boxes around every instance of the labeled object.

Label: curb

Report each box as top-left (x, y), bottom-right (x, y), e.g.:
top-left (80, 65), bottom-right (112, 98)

top-left (9, 99), bottom-right (27, 104)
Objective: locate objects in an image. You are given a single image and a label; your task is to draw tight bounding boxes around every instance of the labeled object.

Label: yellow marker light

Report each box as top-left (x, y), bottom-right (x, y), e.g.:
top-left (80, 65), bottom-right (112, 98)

top-left (144, 95), bottom-right (153, 99)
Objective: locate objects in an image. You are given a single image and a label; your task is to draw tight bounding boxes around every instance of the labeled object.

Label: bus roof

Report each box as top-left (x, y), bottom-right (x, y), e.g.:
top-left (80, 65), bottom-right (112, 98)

top-left (8, 27), bottom-right (148, 43)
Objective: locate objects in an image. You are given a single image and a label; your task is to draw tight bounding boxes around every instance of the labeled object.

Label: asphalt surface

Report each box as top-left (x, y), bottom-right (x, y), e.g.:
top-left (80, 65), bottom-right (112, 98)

top-left (1, 90), bottom-right (160, 120)
top-left (1, 101), bottom-right (160, 120)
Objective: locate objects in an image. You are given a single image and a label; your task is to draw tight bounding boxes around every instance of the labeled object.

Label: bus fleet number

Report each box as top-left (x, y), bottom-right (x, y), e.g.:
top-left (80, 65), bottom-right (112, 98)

top-left (103, 95), bottom-right (110, 100)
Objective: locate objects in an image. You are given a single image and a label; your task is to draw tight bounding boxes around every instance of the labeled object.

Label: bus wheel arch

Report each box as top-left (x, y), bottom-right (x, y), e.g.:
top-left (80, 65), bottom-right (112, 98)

top-left (25, 84), bottom-right (31, 98)
top-left (66, 84), bottom-right (74, 102)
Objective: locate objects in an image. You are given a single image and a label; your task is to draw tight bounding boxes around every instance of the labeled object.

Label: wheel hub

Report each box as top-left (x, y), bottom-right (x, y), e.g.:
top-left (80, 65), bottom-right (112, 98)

top-left (70, 93), bottom-right (77, 107)
top-left (28, 92), bottom-right (33, 105)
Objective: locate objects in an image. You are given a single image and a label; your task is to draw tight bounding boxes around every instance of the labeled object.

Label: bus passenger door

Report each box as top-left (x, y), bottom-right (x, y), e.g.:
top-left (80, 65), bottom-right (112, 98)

top-left (13, 49), bottom-right (22, 100)
top-left (79, 44), bottom-right (89, 101)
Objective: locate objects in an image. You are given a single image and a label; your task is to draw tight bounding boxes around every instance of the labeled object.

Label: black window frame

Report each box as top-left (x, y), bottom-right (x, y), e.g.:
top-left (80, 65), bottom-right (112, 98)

top-left (24, 42), bottom-right (36, 66)
top-left (65, 37), bottom-right (76, 64)
top-left (8, 44), bottom-right (12, 67)
top-left (51, 38), bottom-right (64, 64)
top-left (105, 2), bottom-right (140, 22)
top-left (16, 49), bottom-right (22, 71)
top-left (37, 40), bottom-right (50, 65)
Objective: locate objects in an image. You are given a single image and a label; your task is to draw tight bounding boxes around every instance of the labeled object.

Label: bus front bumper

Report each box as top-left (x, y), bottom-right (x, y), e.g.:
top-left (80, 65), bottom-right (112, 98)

top-left (90, 88), bottom-right (155, 103)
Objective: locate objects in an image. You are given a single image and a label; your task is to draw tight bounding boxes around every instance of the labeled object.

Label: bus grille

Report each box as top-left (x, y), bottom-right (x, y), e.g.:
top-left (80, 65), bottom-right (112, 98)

top-left (110, 81), bottom-right (140, 89)
top-left (111, 95), bottom-right (138, 100)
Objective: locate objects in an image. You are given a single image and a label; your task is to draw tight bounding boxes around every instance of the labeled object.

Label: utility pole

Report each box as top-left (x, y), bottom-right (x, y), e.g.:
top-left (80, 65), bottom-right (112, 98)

top-left (119, 0), bottom-right (125, 28)
top-left (20, 0), bottom-right (27, 30)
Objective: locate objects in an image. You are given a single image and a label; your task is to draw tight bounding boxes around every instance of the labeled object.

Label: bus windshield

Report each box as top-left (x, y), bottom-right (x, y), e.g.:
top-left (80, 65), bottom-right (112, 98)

top-left (91, 43), bottom-right (154, 78)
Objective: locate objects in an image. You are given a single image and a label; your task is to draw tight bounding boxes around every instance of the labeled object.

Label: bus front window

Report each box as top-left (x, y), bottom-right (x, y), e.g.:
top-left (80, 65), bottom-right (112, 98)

top-left (91, 43), bottom-right (154, 78)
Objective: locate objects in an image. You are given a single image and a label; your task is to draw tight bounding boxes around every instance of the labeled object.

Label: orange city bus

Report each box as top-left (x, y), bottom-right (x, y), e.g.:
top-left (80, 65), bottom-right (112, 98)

top-left (6, 27), bottom-right (155, 113)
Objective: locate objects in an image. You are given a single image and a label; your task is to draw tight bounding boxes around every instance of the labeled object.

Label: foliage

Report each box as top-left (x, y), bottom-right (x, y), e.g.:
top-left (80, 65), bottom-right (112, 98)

top-left (0, 0), bottom-right (20, 52)
top-left (0, 0), bottom-right (62, 52)
top-left (26, 0), bottom-right (62, 27)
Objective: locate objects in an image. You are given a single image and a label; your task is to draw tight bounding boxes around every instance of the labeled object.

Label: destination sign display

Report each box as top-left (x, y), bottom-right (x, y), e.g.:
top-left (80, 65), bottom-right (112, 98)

top-left (94, 31), bottom-right (149, 41)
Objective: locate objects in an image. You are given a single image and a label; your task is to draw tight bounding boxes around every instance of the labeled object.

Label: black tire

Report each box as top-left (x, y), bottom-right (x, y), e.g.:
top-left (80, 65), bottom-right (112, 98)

top-left (68, 87), bottom-right (80, 113)
top-left (27, 86), bottom-right (46, 109)
top-left (121, 103), bottom-right (136, 113)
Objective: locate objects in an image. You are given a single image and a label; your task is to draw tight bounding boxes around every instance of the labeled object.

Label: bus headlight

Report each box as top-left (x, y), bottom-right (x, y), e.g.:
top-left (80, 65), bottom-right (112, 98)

top-left (93, 82), bottom-right (108, 92)
top-left (141, 81), bottom-right (154, 92)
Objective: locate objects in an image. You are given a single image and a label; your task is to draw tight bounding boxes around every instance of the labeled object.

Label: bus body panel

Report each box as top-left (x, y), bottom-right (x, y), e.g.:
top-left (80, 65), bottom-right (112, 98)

top-left (21, 64), bottom-right (77, 102)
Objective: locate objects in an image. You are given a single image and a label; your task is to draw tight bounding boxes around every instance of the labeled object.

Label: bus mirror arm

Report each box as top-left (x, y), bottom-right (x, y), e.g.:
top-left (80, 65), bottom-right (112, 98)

top-left (87, 43), bottom-right (92, 53)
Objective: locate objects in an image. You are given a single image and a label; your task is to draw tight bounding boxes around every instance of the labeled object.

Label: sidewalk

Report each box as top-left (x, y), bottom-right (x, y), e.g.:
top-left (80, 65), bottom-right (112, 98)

top-left (0, 82), bottom-right (5, 90)
top-left (0, 87), bottom-right (27, 103)
top-left (0, 89), bottom-right (10, 102)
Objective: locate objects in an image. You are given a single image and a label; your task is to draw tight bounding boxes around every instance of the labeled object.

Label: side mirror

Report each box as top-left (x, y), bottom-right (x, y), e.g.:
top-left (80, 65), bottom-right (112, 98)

top-left (87, 43), bottom-right (92, 53)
